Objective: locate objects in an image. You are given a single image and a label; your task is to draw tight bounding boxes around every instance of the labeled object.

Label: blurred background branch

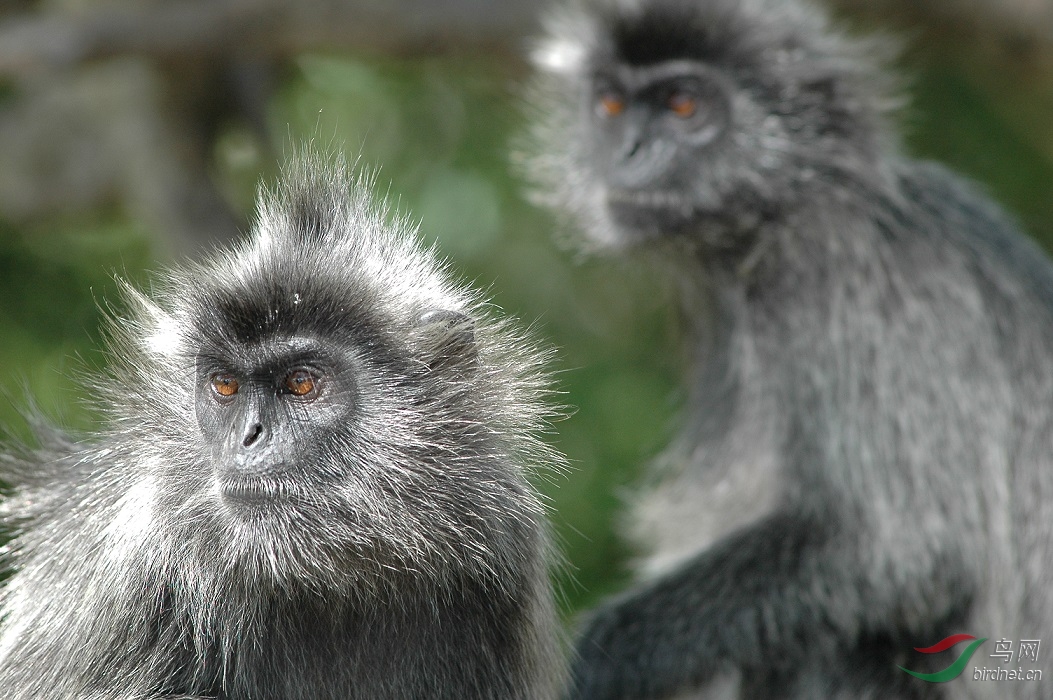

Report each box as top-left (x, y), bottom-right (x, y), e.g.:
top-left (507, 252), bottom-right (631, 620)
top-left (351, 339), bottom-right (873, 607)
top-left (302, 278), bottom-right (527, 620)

top-left (836, 0), bottom-right (1053, 49)
top-left (0, 0), bottom-right (541, 76)
top-left (0, 0), bottom-right (540, 254)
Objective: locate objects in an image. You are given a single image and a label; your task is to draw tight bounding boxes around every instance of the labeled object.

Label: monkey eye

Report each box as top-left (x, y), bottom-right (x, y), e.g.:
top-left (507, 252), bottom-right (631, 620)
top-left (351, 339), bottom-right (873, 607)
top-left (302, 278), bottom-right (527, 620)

top-left (596, 92), bottom-right (626, 118)
top-left (667, 91), bottom-right (698, 118)
top-left (284, 369), bottom-right (319, 398)
top-left (210, 373), bottom-right (240, 399)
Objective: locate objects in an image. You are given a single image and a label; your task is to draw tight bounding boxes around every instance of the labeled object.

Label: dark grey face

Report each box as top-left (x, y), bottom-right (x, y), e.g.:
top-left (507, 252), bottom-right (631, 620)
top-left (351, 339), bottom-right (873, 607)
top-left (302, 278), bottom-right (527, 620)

top-left (194, 336), bottom-right (355, 514)
top-left (588, 59), bottom-right (732, 236)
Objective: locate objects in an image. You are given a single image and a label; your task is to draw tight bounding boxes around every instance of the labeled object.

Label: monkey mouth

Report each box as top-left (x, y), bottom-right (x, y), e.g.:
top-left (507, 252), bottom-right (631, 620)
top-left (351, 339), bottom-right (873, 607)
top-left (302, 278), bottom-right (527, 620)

top-left (607, 188), bottom-right (692, 213)
top-left (219, 477), bottom-right (289, 506)
top-left (606, 188), bottom-right (703, 236)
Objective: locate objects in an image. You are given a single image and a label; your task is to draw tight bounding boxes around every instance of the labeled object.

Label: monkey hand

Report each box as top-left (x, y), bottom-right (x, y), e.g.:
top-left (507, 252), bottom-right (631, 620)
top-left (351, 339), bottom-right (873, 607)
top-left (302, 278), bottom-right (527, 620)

top-left (567, 599), bottom-right (647, 700)
top-left (566, 588), bottom-right (717, 700)
top-left (565, 514), bottom-right (838, 700)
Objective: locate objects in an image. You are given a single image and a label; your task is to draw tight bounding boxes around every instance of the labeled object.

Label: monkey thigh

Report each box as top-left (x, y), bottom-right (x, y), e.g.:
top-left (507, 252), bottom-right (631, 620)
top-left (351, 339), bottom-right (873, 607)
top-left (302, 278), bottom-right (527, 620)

top-left (739, 645), bottom-right (944, 700)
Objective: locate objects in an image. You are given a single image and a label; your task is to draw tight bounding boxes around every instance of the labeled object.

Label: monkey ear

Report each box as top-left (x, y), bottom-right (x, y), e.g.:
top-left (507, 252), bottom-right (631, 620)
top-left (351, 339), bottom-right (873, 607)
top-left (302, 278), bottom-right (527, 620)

top-left (413, 309), bottom-right (478, 369)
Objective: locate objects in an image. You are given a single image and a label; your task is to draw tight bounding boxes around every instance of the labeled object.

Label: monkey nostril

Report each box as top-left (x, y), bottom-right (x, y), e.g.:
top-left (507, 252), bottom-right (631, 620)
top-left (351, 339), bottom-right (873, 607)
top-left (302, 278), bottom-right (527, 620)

top-left (242, 423), bottom-right (264, 448)
top-left (623, 138), bottom-right (643, 161)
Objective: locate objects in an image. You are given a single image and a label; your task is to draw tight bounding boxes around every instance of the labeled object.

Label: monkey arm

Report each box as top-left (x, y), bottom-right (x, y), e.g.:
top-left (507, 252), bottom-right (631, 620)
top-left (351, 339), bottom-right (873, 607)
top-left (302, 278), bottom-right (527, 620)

top-left (567, 511), bottom-right (904, 700)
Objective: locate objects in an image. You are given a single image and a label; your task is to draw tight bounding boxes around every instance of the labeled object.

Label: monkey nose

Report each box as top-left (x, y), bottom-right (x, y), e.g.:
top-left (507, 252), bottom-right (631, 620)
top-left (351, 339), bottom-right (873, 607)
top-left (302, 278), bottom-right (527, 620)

top-left (241, 422), bottom-right (265, 448)
top-left (611, 140), bottom-right (671, 190)
top-left (620, 136), bottom-right (643, 161)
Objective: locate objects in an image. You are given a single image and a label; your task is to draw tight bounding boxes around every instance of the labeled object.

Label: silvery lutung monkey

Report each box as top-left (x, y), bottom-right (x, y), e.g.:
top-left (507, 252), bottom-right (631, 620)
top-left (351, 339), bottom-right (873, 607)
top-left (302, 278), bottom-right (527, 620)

top-left (0, 154), bottom-right (567, 699)
top-left (523, 0), bottom-right (1053, 697)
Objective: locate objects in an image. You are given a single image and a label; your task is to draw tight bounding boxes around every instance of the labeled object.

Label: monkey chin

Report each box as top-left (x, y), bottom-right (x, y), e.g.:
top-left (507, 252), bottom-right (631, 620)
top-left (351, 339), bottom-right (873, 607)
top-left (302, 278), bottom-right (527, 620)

top-left (216, 475), bottom-right (295, 517)
top-left (605, 197), bottom-right (744, 255)
top-left (606, 198), bottom-right (694, 242)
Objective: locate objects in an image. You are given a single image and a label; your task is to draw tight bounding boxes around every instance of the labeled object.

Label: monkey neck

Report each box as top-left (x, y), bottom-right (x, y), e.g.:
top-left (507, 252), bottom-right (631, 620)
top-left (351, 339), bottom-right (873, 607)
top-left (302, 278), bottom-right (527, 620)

top-left (72, 556), bottom-right (538, 697)
top-left (670, 187), bottom-right (897, 448)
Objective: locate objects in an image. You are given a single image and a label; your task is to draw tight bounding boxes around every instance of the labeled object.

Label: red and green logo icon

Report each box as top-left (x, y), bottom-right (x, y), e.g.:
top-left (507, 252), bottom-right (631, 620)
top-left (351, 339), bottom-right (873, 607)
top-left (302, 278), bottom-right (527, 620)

top-left (899, 634), bottom-right (987, 683)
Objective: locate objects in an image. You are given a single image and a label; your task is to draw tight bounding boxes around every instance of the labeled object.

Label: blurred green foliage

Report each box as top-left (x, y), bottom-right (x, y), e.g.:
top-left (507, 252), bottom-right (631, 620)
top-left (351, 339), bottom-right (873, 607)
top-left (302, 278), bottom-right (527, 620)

top-left (0, 216), bottom-right (152, 436)
top-left (0, 36), bottom-right (1051, 619)
top-left (903, 60), bottom-right (1053, 250)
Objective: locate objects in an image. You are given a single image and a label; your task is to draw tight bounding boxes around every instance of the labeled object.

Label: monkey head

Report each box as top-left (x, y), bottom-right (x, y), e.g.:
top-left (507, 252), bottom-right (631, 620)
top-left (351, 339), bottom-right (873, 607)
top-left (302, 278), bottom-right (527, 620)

top-left (525, 0), bottom-right (899, 257)
top-left (105, 159), bottom-right (553, 598)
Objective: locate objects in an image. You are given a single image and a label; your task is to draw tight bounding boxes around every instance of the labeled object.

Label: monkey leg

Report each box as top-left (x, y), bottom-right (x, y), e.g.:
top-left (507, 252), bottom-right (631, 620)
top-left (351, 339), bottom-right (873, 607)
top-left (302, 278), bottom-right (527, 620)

top-left (566, 512), bottom-right (958, 700)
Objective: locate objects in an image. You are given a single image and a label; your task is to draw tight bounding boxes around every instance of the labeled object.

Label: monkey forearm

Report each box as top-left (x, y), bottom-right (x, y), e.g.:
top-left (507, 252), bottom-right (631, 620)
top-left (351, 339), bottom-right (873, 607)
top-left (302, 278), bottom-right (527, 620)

top-left (567, 513), bottom-right (884, 700)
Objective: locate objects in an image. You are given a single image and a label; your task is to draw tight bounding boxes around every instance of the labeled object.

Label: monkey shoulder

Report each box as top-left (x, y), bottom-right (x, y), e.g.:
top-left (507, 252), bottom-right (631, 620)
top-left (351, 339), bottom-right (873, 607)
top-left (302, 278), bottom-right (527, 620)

top-left (895, 160), bottom-right (1053, 313)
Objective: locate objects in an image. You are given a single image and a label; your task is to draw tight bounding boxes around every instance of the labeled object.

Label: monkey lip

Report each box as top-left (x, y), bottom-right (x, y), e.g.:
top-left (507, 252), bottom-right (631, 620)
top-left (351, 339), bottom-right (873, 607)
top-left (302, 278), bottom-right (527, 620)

top-left (606, 189), bottom-right (704, 237)
top-left (606, 188), bottom-right (704, 229)
top-left (607, 188), bottom-right (692, 213)
top-left (219, 477), bottom-right (289, 505)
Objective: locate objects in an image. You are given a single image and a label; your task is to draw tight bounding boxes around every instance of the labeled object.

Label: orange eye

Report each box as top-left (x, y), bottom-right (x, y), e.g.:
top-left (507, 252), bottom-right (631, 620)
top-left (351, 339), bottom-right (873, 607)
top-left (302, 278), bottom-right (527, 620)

top-left (668, 92), bottom-right (698, 118)
top-left (284, 369), bottom-right (317, 397)
top-left (597, 93), bottom-right (626, 117)
top-left (210, 373), bottom-right (239, 398)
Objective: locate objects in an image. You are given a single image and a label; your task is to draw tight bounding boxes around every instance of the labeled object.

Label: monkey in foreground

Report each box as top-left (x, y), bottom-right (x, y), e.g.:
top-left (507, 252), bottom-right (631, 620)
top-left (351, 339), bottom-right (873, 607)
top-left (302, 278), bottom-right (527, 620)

top-left (0, 155), bottom-right (566, 699)
top-left (523, 0), bottom-right (1053, 697)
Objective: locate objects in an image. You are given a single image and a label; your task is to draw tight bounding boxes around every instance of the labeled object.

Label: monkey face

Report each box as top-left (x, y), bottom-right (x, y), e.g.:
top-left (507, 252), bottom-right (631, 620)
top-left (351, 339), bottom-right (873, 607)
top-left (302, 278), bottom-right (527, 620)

top-left (194, 333), bottom-right (356, 514)
top-left (179, 283), bottom-right (485, 574)
top-left (585, 59), bottom-right (735, 242)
